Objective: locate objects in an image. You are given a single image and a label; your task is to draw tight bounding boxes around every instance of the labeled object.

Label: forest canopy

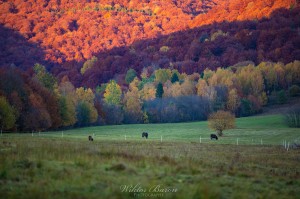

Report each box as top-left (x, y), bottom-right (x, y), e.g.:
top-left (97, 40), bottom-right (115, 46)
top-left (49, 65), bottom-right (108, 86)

top-left (0, 0), bottom-right (299, 87)
top-left (0, 60), bottom-right (299, 131)
top-left (0, 1), bottom-right (300, 131)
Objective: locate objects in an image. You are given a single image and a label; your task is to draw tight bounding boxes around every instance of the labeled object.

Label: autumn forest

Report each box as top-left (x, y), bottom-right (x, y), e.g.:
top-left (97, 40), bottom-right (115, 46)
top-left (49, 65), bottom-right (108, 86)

top-left (0, 0), bottom-right (300, 131)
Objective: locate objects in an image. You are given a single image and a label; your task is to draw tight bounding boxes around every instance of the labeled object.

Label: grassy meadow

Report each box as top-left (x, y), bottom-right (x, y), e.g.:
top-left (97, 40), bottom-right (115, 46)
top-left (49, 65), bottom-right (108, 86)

top-left (13, 114), bottom-right (300, 145)
top-left (0, 114), bottom-right (300, 199)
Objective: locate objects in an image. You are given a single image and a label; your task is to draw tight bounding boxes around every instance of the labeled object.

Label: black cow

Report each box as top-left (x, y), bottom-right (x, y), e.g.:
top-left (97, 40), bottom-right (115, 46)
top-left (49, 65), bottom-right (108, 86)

top-left (210, 134), bottom-right (218, 140)
top-left (142, 132), bottom-right (148, 139)
top-left (88, 135), bottom-right (94, 141)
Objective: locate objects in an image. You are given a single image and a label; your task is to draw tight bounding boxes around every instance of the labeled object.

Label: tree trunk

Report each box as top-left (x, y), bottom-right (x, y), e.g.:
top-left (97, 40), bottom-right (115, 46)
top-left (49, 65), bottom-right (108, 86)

top-left (217, 130), bottom-right (223, 136)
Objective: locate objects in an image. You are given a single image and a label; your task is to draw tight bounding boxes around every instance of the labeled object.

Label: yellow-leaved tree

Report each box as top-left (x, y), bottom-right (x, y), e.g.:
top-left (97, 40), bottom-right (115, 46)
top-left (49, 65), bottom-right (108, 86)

top-left (226, 88), bottom-right (240, 113)
top-left (140, 83), bottom-right (156, 100)
top-left (75, 87), bottom-right (98, 124)
top-left (58, 77), bottom-right (77, 126)
top-left (196, 79), bottom-right (216, 101)
top-left (208, 110), bottom-right (235, 136)
top-left (123, 78), bottom-right (143, 123)
top-left (80, 56), bottom-right (98, 75)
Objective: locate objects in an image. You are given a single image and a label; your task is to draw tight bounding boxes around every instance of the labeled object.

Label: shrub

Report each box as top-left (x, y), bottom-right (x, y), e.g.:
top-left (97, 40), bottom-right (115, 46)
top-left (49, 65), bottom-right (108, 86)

top-left (14, 159), bottom-right (34, 169)
top-left (125, 68), bottom-right (137, 84)
top-left (159, 46), bottom-right (170, 52)
top-left (208, 110), bottom-right (235, 136)
top-left (289, 85), bottom-right (300, 97)
top-left (144, 96), bottom-right (211, 123)
top-left (80, 56), bottom-right (98, 75)
top-left (238, 98), bottom-right (252, 116)
top-left (285, 106), bottom-right (300, 128)
top-left (277, 90), bottom-right (288, 104)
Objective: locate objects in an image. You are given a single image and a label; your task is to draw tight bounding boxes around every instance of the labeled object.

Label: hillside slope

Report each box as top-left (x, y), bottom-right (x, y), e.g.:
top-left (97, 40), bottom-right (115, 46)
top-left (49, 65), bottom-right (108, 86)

top-left (0, 0), bottom-right (299, 87)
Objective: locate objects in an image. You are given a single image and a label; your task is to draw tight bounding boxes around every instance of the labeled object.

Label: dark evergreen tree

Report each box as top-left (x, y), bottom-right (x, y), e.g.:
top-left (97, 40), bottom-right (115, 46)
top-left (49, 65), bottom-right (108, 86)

top-left (76, 102), bottom-right (91, 127)
top-left (125, 68), bottom-right (137, 84)
top-left (156, 82), bottom-right (164, 98)
top-left (171, 73), bottom-right (179, 83)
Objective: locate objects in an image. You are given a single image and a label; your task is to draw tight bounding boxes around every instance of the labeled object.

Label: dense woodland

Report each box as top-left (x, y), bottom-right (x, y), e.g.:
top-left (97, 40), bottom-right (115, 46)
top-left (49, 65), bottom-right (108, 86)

top-left (0, 60), bottom-right (299, 131)
top-left (0, 0), bottom-right (299, 87)
top-left (0, 0), bottom-right (300, 131)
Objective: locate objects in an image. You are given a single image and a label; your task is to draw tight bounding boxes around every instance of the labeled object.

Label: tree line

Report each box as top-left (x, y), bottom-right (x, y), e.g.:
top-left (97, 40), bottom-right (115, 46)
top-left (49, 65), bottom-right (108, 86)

top-left (0, 60), bottom-right (299, 132)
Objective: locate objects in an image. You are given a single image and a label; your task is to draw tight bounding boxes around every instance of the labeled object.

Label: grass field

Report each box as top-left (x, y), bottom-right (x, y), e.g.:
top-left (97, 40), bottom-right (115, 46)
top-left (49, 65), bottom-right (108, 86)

top-left (6, 114), bottom-right (299, 145)
top-left (0, 114), bottom-right (300, 199)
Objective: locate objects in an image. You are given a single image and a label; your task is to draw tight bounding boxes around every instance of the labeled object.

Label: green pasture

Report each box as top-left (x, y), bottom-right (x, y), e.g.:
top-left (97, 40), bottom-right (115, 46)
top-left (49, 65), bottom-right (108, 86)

top-left (0, 114), bottom-right (300, 199)
top-left (0, 137), bottom-right (299, 199)
top-left (3, 114), bottom-right (299, 145)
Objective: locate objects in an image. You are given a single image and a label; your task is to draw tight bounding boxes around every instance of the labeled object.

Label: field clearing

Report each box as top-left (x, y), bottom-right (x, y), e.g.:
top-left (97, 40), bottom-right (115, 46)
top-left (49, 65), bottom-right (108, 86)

top-left (2, 114), bottom-right (299, 146)
top-left (1, 114), bottom-right (300, 198)
top-left (0, 137), bottom-right (300, 199)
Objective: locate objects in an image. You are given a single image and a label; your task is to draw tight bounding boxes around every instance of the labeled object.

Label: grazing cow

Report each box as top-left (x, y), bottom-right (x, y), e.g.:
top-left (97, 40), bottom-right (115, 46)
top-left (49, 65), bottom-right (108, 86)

top-left (142, 132), bottom-right (148, 139)
top-left (88, 135), bottom-right (94, 141)
top-left (210, 134), bottom-right (218, 140)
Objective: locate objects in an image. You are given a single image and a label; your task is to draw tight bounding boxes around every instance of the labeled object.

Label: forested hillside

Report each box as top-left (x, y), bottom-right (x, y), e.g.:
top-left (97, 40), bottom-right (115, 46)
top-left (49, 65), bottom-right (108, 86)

top-left (0, 0), bottom-right (299, 87)
top-left (0, 0), bottom-right (300, 131)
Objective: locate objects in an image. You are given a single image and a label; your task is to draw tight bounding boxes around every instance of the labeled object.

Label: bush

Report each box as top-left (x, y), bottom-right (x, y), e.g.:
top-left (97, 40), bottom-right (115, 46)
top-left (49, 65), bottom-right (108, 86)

top-left (285, 106), bottom-right (300, 128)
top-left (289, 85), bottom-right (300, 97)
top-left (125, 68), bottom-right (137, 84)
top-left (277, 90), bottom-right (287, 104)
top-left (208, 110), bottom-right (235, 136)
top-left (144, 96), bottom-right (211, 123)
top-left (103, 104), bottom-right (124, 125)
top-left (159, 46), bottom-right (170, 52)
top-left (238, 98), bottom-right (252, 116)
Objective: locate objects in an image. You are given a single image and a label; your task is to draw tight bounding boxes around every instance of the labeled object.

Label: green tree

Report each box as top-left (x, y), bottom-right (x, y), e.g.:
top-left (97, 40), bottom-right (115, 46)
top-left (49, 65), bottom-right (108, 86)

top-left (80, 56), bottom-right (98, 75)
top-left (0, 96), bottom-right (16, 130)
top-left (125, 68), bottom-right (137, 84)
top-left (155, 69), bottom-right (172, 83)
top-left (289, 85), bottom-right (300, 97)
top-left (104, 80), bottom-right (122, 105)
top-left (239, 98), bottom-right (252, 116)
top-left (33, 63), bottom-right (57, 91)
top-left (277, 90), bottom-right (287, 104)
top-left (285, 106), bottom-right (300, 128)
top-left (76, 102), bottom-right (91, 126)
top-left (95, 83), bottom-right (108, 95)
top-left (59, 96), bottom-right (77, 127)
top-left (171, 73), bottom-right (179, 83)
top-left (156, 82), bottom-right (164, 98)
